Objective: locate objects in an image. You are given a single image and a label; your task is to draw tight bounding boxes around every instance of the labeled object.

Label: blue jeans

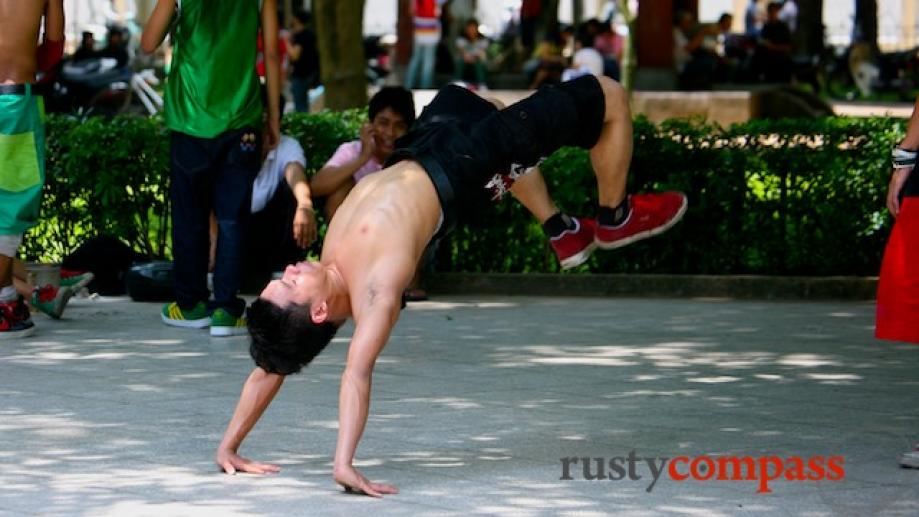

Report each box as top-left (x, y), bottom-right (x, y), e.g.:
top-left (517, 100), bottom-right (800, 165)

top-left (290, 75), bottom-right (316, 113)
top-left (405, 42), bottom-right (437, 89)
top-left (169, 128), bottom-right (261, 317)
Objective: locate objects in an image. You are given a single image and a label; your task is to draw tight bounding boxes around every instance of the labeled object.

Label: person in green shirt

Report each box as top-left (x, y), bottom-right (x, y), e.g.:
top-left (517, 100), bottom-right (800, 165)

top-left (142, 0), bottom-right (281, 337)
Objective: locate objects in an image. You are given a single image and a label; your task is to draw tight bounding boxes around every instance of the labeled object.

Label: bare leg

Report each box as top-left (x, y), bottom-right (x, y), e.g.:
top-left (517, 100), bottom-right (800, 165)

top-left (590, 76), bottom-right (632, 208)
top-left (0, 255), bottom-right (12, 293)
top-left (509, 167), bottom-right (558, 223)
top-left (12, 259), bottom-right (34, 298)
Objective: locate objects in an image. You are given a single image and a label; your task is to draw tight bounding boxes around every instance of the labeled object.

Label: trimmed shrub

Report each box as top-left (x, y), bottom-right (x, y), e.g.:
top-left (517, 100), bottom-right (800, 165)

top-left (26, 112), bottom-right (902, 277)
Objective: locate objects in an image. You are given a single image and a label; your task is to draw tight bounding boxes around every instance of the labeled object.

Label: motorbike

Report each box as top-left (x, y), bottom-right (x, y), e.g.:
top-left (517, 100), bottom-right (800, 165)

top-left (42, 56), bottom-right (163, 118)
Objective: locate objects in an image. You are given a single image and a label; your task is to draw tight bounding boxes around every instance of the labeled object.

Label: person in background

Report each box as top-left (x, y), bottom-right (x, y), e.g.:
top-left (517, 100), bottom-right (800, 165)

top-left (752, 2), bottom-right (793, 83)
top-left (673, 10), bottom-right (719, 90)
top-left (287, 9), bottom-right (320, 113)
top-left (98, 26), bottom-right (130, 68)
top-left (71, 31), bottom-right (98, 62)
top-left (592, 19), bottom-right (623, 79)
top-left (564, 22), bottom-right (604, 82)
top-left (778, 0), bottom-right (798, 34)
top-left (454, 18), bottom-right (488, 90)
top-left (310, 87), bottom-right (415, 220)
top-left (519, 0), bottom-right (542, 54)
top-left (404, 0), bottom-right (442, 89)
top-left (527, 25), bottom-right (570, 89)
top-left (744, 0), bottom-right (765, 38)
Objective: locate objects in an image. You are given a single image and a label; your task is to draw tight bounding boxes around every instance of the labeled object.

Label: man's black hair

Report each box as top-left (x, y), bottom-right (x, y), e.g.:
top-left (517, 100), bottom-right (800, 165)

top-left (575, 23), bottom-right (595, 49)
top-left (368, 86), bottom-right (416, 127)
top-left (293, 9), bottom-right (311, 25)
top-left (247, 297), bottom-right (339, 375)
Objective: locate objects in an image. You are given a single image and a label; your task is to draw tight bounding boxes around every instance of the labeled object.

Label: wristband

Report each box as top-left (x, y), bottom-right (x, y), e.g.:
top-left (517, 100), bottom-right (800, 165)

top-left (36, 40), bottom-right (64, 72)
top-left (892, 146), bottom-right (917, 169)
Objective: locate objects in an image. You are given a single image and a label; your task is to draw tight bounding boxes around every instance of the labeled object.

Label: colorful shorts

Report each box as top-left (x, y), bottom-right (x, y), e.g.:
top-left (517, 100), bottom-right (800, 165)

top-left (0, 84), bottom-right (45, 235)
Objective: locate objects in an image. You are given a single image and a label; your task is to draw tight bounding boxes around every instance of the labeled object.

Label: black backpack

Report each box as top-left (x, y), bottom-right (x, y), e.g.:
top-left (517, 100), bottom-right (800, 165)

top-left (62, 236), bottom-right (146, 295)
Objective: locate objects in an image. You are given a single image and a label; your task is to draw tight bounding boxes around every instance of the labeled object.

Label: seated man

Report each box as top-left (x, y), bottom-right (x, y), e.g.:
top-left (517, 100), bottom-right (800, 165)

top-left (215, 75), bottom-right (687, 496)
top-left (209, 134), bottom-right (317, 292)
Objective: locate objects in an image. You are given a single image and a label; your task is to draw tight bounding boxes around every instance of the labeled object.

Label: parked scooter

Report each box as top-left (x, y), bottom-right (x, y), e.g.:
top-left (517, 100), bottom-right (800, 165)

top-left (43, 56), bottom-right (163, 118)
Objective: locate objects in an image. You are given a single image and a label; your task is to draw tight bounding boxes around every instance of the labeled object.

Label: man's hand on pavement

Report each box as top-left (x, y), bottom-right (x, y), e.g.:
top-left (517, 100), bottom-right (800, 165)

top-left (216, 448), bottom-right (281, 475)
top-left (333, 464), bottom-right (399, 498)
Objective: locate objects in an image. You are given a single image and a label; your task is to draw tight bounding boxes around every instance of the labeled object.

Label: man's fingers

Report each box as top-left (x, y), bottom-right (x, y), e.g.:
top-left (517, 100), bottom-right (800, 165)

top-left (888, 193), bottom-right (900, 217)
top-left (360, 483), bottom-right (384, 498)
top-left (240, 462), bottom-right (281, 474)
top-left (219, 460), bottom-right (237, 475)
top-left (370, 482), bottom-right (399, 494)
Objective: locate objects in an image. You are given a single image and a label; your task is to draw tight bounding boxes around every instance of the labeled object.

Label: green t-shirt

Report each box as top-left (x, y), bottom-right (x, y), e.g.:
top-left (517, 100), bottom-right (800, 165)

top-left (165, 0), bottom-right (263, 138)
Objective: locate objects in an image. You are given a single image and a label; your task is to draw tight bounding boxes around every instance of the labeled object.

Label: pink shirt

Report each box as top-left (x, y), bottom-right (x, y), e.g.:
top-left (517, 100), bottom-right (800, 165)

top-left (325, 140), bottom-right (383, 183)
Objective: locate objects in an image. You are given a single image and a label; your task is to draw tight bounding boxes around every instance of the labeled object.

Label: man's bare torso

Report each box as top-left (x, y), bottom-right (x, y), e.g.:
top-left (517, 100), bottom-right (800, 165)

top-left (0, 0), bottom-right (48, 83)
top-left (321, 161), bottom-right (442, 311)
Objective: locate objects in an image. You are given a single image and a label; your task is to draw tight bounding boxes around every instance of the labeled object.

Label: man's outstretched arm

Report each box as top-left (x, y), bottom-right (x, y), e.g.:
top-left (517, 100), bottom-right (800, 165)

top-left (215, 367), bottom-right (285, 474)
top-left (332, 293), bottom-right (401, 497)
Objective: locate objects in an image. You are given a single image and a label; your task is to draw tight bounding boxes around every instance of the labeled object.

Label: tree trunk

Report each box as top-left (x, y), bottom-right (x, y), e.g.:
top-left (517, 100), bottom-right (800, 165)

top-left (854, 0), bottom-right (879, 56)
top-left (396, 0), bottom-right (412, 67)
top-left (283, 0), bottom-right (293, 29)
top-left (536, 0), bottom-right (560, 44)
top-left (315, 0), bottom-right (367, 110)
top-left (573, 0), bottom-right (583, 26)
top-left (617, 0), bottom-right (636, 92)
top-left (794, 0), bottom-right (823, 57)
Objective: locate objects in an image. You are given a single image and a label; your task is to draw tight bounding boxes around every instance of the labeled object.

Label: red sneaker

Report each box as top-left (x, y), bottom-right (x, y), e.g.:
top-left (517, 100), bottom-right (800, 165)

top-left (595, 192), bottom-right (688, 249)
top-left (0, 297), bottom-right (35, 339)
top-left (550, 217), bottom-right (597, 269)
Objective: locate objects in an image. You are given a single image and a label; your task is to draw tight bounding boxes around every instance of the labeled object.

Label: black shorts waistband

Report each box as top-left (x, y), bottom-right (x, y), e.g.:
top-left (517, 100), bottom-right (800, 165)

top-left (0, 84), bottom-right (29, 95)
top-left (417, 156), bottom-right (457, 240)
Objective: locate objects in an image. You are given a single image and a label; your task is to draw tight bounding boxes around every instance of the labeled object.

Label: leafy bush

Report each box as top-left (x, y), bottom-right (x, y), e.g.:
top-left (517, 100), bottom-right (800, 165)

top-left (24, 115), bottom-right (170, 261)
top-left (26, 111), bottom-right (902, 277)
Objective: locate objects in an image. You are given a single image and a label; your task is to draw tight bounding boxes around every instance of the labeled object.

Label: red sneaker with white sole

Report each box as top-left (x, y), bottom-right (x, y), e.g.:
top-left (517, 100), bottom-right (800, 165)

top-left (595, 192), bottom-right (688, 249)
top-left (549, 217), bottom-right (597, 269)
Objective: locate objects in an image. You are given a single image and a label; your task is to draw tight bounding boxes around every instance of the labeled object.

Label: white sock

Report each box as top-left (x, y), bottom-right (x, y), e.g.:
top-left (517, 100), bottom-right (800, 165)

top-left (0, 285), bottom-right (17, 302)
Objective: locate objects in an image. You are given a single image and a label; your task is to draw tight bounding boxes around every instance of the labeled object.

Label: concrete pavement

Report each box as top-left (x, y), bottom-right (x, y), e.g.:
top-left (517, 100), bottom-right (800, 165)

top-left (1, 295), bottom-right (917, 516)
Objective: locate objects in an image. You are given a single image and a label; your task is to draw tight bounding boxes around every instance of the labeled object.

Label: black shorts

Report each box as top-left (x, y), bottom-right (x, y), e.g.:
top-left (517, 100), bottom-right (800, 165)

top-left (387, 75), bottom-right (606, 236)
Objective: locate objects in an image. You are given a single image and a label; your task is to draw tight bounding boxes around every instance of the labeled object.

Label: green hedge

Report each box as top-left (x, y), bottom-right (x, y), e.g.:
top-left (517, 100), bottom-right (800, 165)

top-left (26, 112), bottom-right (902, 277)
top-left (441, 116), bottom-right (900, 276)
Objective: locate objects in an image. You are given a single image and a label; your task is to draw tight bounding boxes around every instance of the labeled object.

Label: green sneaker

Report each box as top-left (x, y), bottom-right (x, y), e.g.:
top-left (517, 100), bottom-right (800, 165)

top-left (31, 285), bottom-right (73, 319)
top-left (162, 301), bottom-right (210, 328)
top-left (210, 308), bottom-right (247, 337)
top-left (59, 271), bottom-right (94, 290)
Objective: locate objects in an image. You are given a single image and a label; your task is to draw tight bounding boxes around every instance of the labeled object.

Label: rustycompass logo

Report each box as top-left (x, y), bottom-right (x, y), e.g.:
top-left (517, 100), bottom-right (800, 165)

top-left (560, 451), bottom-right (845, 493)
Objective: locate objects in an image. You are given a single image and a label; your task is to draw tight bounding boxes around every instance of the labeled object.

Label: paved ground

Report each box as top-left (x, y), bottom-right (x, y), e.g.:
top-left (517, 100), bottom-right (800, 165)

top-left (1, 295), bottom-right (918, 516)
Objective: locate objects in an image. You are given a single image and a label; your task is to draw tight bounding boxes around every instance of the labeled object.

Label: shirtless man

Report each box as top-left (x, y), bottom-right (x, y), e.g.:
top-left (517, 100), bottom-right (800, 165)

top-left (215, 75), bottom-right (688, 496)
top-left (0, 0), bottom-right (64, 338)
